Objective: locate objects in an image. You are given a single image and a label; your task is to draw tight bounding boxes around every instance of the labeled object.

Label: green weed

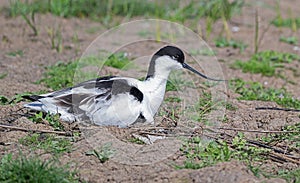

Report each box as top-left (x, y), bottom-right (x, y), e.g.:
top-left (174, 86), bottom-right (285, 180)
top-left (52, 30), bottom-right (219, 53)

top-left (215, 37), bottom-right (248, 53)
top-left (128, 137), bottom-right (146, 145)
top-left (47, 26), bottom-right (63, 53)
top-left (0, 92), bottom-right (47, 105)
top-left (279, 36), bottom-right (298, 45)
top-left (86, 143), bottom-right (115, 163)
top-left (0, 96), bottom-right (9, 105)
top-left (39, 53), bottom-right (133, 90)
top-left (259, 123), bottom-right (299, 151)
top-left (232, 50), bottom-right (300, 76)
top-left (105, 52), bottom-right (132, 69)
top-left (271, 17), bottom-right (300, 30)
top-left (179, 132), bottom-right (269, 170)
top-left (179, 138), bottom-right (232, 169)
top-left (277, 168), bottom-right (300, 183)
top-left (225, 102), bottom-right (237, 111)
top-left (38, 61), bottom-right (77, 90)
top-left (0, 153), bottom-right (79, 182)
top-left (0, 73), bottom-right (7, 79)
top-left (21, 11), bottom-right (38, 36)
top-left (165, 96), bottom-right (182, 103)
top-left (167, 72), bottom-right (194, 92)
top-left (7, 0), bottom-right (243, 30)
top-left (19, 133), bottom-right (72, 154)
top-left (6, 50), bottom-right (24, 57)
top-left (28, 112), bottom-right (64, 131)
top-left (230, 79), bottom-right (300, 109)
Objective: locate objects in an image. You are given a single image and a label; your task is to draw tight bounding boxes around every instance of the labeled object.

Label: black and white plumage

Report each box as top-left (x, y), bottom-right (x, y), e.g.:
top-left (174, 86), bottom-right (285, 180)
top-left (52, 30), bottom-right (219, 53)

top-left (24, 46), bottom-right (223, 127)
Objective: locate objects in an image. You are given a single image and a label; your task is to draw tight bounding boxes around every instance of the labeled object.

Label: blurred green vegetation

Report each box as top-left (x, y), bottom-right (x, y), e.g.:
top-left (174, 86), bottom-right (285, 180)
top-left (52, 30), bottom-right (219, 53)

top-left (232, 51), bottom-right (300, 77)
top-left (230, 79), bottom-right (300, 109)
top-left (6, 0), bottom-right (244, 30)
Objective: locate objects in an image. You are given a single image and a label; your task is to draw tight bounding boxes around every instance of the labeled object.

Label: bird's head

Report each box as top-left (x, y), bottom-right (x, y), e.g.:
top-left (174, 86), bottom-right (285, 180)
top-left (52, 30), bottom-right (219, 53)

top-left (147, 46), bottom-right (225, 81)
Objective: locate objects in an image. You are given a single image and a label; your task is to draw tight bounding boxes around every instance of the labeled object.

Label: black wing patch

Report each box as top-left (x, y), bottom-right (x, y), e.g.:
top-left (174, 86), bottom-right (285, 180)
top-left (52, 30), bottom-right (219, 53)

top-left (129, 87), bottom-right (143, 102)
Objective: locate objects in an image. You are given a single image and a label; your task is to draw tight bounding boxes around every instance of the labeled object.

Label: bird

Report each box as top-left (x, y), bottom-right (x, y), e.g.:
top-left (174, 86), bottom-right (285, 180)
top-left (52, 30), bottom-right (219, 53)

top-left (24, 46), bottom-right (224, 128)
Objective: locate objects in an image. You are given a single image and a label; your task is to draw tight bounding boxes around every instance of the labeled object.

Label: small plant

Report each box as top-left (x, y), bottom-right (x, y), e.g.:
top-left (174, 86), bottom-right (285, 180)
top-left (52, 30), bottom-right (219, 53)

top-left (179, 138), bottom-right (233, 169)
top-left (86, 143), bottom-right (115, 163)
top-left (167, 72), bottom-right (194, 92)
top-left (225, 102), bottom-right (237, 111)
top-left (47, 26), bottom-right (63, 53)
top-left (277, 168), bottom-right (300, 183)
top-left (6, 50), bottom-right (24, 57)
top-left (165, 96), bottom-right (182, 103)
top-left (21, 11), bottom-right (38, 36)
top-left (38, 61), bottom-right (77, 90)
top-left (39, 53), bottom-right (133, 90)
top-left (105, 52), bottom-right (132, 69)
top-left (271, 17), bottom-right (300, 30)
top-left (28, 112), bottom-right (64, 131)
top-left (230, 79), bottom-right (300, 109)
top-left (179, 133), bottom-right (270, 170)
top-left (0, 96), bottom-right (9, 105)
top-left (215, 37), bottom-right (248, 53)
top-left (0, 153), bottom-right (78, 182)
top-left (279, 36), bottom-right (298, 45)
top-left (231, 133), bottom-right (270, 161)
top-left (0, 92), bottom-right (47, 105)
top-left (128, 137), bottom-right (146, 145)
top-left (259, 123), bottom-right (299, 150)
top-left (19, 133), bottom-right (72, 154)
top-left (232, 50), bottom-right (300, 76)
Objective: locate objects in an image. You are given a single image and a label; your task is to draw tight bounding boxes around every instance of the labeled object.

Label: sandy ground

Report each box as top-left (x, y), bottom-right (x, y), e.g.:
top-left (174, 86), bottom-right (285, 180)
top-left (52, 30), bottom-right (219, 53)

top-left (0, 0), bottom-right (299, 182)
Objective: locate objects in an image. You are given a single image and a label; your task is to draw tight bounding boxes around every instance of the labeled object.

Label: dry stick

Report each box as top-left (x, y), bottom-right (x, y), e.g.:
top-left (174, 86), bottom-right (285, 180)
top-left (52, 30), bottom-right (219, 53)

top-left (255, 107), bottom-right (300, 112)
top-left (207, 127), bottom-right (293, 155)
top-left (270, 151), bottom-right (300, 164)
top-left (216, 127), bottom-right (299, 133)
top-left (0, 124), bottom-right (70, 136)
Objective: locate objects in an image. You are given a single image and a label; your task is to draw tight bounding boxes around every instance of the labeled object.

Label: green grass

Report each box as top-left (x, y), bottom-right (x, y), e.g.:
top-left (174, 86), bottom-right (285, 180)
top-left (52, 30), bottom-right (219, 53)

top-left (38, 61), bottom-right (78, 90)
top-left (85, 143), bottom-right (115, 163)
top-left (279, 36), bottom-right (298, 45)
top-left (0, 73), bottom-right (7, 79)
top-left (259, 123), bottom-right (299, 151)
top-left (0, 91), bottom-right (47, 105)
top-left (232, 50), bottom-right (300, 77)
top-left (128, 137), bottom-right (146, 145)
top-left (0, 153), bottom-right (79, 182)
top-left (230, 79), bottom-right (300, 109)
top-left (165, 96), bottom-right (182, 103)
top-left (179, 138), bottom-right (232, 169)
top-left (28, 111), bottom-right (65, 131)
top-left (38, 53), bottom-right (132, 90)
top-left (271, 17), bottom-right (300, 30)
top-left (179, 133), bottom-right (269, 169)
top-left (6, 49), bottom-right (24, 57)
top-left (215, 37), bottom-right (248, 53)
top-left (277, 168), bottom-right (300, 183)
top-left (0, 95), bottom-right (9, 105)
top-left (6, 0), bottom-right (244, 28)
top-left (19, 133), bottom-right (72, 154)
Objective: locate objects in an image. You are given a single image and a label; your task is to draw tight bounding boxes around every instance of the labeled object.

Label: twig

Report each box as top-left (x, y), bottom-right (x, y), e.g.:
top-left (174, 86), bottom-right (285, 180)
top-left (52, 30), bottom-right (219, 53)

top-left (269, 151), bottom-right (300, 164)
top-left (256, 107), bottom-right (300, 112)
top-left (0, 124), bottom-right (70, 136)
top-left (216, 127), bottom-right (299, 133)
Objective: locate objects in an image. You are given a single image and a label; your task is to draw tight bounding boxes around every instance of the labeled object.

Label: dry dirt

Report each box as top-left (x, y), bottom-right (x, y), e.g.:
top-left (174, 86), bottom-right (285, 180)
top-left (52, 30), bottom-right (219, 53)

top-left (0, 0), bottom-right (299, 182)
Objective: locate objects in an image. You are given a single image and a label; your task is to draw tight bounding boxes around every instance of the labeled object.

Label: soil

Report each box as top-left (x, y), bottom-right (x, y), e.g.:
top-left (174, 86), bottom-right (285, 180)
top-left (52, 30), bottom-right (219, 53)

top-left (0, 0), bottom-right (299, 182)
